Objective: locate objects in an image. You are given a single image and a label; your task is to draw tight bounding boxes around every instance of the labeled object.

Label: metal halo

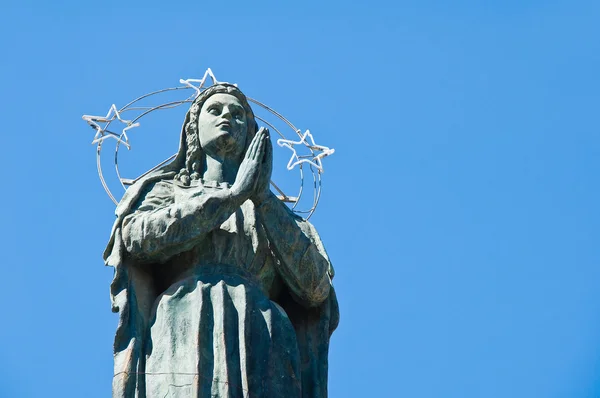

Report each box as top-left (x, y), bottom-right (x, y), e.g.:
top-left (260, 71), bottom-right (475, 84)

top-left (86, 82), bottom-right (327, 218)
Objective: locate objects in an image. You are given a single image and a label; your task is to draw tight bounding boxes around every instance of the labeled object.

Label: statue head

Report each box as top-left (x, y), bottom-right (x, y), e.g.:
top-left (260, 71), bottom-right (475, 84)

top-left (174, 84), bottom-right (258, 185)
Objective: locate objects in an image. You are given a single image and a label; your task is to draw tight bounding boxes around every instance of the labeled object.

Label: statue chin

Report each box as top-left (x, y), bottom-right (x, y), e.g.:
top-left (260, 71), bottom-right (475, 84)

top-left (200, 128), bottom-right (244, 159)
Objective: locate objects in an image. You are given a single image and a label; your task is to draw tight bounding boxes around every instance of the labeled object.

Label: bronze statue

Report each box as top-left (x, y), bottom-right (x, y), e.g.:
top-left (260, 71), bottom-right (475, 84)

top-left (103, 83), bottom-right (338, 397)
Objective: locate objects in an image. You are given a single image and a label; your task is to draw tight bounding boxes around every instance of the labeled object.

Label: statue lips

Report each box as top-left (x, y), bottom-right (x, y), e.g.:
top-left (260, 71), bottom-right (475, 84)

top-left (216, 120), bottom-right (231, 130)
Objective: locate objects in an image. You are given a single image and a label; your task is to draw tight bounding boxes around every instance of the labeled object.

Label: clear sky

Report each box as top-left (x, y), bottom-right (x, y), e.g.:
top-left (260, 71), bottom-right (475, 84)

top-left (1, 1), bottom-right (600, 397)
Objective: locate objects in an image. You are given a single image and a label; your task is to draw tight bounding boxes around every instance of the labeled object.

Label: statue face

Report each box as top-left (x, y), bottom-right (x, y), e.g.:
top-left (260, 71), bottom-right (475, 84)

top-left (197, 93), bottom-right (248, 159)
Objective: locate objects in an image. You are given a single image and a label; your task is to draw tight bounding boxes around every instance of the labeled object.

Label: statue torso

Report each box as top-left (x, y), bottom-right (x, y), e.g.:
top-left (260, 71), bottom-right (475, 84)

top-left (141, 179), bottom-right (282, 299)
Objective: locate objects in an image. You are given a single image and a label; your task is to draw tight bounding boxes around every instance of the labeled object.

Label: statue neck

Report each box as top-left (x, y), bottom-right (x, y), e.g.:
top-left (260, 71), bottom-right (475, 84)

top-left (202, 155), bottom-right (239, 185)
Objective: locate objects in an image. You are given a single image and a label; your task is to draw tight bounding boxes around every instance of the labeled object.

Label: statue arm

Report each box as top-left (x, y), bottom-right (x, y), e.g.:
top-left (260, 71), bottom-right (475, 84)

top-left (121, 181), bottom-right (245, 263)
top-left (257, 193), bottom-right (333, 308)
top-left (122, 128), bottom-right (269, 263)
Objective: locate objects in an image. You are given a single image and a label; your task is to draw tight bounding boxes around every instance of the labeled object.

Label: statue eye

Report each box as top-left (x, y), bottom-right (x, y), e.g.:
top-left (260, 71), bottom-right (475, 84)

top-left (207, 107), bottom-right (220, 115)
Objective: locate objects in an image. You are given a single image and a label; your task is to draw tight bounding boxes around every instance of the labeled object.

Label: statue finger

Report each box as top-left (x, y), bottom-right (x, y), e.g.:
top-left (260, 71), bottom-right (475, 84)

top-left (254, 133), bottom-right (266, 161)
top-left (265, 133), bottom-right (273, 165)
top-left (246, 131), bottom-right (261, 159)
top-left (251, 129), bottom-right (266, 159)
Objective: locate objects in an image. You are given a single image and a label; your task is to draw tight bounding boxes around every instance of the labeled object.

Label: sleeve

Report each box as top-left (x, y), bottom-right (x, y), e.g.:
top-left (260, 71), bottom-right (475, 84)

top-left (121, 181), bottom-right (244, 263)
top-left (257, 193), bottom-right (333, 308)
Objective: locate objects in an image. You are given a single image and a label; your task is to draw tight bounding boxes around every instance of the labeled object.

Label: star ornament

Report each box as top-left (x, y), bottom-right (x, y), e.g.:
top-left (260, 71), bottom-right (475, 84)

top-left (180, 68), bottom-right (237, 98)
top-left (82, 104), bottom-right (139, 150)
top-left (277, 130), bottom-right (335, 173)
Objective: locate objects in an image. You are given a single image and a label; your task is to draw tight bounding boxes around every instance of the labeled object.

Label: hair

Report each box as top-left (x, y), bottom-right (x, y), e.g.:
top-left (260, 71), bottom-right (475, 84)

top-left (174, 84), bottom-right (258, 185)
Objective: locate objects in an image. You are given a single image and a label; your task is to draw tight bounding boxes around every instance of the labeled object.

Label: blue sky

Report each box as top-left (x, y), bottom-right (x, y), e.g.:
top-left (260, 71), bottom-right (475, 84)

top-left (1, 1), bottom-right (600, 397)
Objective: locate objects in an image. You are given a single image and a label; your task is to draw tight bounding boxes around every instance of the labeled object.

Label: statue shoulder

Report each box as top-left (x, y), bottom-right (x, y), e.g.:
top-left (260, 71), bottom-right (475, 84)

top-left (143, 179), bottom-right (175, 197)
top-left (116, 176), bottom-right (176, 217)
top-left (135, 179), bottom-right (176, 210)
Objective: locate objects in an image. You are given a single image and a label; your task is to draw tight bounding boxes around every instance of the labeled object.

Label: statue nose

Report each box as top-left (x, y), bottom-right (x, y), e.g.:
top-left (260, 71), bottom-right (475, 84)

top-left (221, 107), bottom-right (233, 120)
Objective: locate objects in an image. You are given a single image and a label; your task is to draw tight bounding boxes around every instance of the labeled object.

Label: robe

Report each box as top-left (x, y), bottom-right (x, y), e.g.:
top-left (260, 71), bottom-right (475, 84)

top-left (104, 175), bottom-right (339, 398)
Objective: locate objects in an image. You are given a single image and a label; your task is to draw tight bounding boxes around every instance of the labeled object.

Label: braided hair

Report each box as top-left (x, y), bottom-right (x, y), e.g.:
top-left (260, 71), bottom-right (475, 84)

top-left (174, 84), bottom-right (258, 186)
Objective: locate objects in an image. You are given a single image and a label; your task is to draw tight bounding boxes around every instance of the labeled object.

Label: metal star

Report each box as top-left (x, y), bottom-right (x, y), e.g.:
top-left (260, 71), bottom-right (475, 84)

top-left (82, 104), bottom-right (138, 149)
top-left (276, 130), bottom-right (335, 173)
top-left (180, 68), bottom-right (236, 98)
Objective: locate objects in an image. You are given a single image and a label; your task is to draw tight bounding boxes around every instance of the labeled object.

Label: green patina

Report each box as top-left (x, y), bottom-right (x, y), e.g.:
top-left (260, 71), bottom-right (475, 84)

top-left (103, 84), bottom-right (339, 398)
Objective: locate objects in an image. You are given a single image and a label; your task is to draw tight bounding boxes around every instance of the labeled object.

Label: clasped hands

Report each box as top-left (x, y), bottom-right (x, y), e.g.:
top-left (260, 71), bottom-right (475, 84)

top-left (231, 127), bottom-right (272, 205)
